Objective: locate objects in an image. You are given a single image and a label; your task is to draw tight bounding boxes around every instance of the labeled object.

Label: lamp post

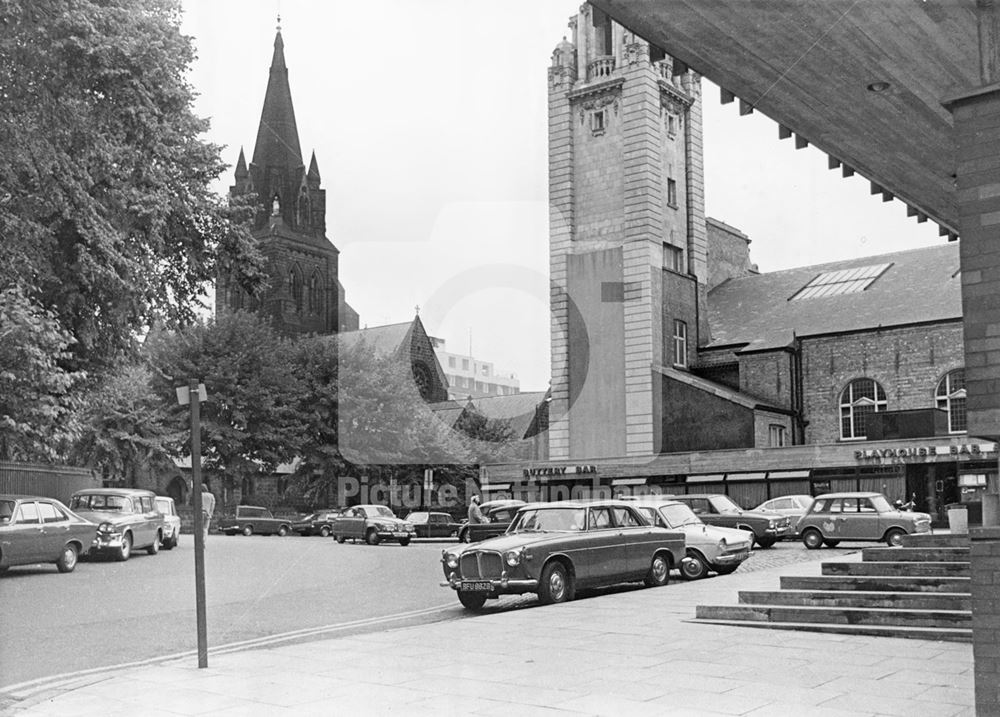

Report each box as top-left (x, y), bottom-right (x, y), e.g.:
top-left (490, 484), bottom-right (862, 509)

top-left (177, 380), bottom-right (208, 668)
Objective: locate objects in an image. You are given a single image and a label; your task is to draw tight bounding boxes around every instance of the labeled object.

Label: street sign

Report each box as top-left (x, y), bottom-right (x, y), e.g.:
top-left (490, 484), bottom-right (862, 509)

top-left (176, 384), bottom-right (208, 406)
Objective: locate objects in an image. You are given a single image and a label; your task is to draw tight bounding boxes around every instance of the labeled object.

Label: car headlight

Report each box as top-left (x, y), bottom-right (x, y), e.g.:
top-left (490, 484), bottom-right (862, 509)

top-left (97, 522), bottom-right (118, 534)
top-left (504, 548), bottom-right (523, 567)
top-left (768, 520), bottom-right (777, 529)
top-left (444, 553), bottom-right (460, 569)
top-left (375, 522), bottom-right (389, 531)
top-left (717, 539), bottom-right (727, 550)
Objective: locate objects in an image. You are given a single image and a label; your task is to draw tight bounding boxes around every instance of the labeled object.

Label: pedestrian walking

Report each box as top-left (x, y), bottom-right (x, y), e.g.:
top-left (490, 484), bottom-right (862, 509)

top-left (468, 494), bottom-right (487, 524)
top-left (201, 482), bottom-right (216, 543)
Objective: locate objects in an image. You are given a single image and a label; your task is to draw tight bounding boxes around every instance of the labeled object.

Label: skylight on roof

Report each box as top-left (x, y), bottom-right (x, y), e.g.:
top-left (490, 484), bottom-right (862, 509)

top-left (790, 263), bottom-right (892, 300)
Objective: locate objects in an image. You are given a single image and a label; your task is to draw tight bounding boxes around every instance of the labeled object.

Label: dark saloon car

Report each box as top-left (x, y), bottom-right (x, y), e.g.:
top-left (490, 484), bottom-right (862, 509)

top-left (456, 499), bottom-right (526, 543)
top-left (404, 511), bottom-right (461, 539)
top-left (0, 495), bottom-right (97, 574)
top-left (292, 509), bottom-right (344, 537)
top-left (441, 500), bottom-right (687, 610)
top-left (70, 488), bottom-right (164, 561)
top-left (666, 494), bottom-right (791, 548)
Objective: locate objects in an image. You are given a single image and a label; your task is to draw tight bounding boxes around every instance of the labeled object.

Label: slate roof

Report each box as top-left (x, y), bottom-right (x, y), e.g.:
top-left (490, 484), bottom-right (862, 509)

top-left (468, 391), bottom-right (549, 439)
top-left (706, 243), bottom-right (962, 352)
top-left (337, 322), bottom-right (412, 358)
top-left (428, 400), bottom-right (467, 429)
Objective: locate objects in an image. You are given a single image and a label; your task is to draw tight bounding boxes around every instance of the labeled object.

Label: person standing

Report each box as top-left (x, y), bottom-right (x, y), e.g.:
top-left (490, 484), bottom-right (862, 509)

top-left (468, 494), bottom-right (487, 524)
top-left (201, 482), bottom-right (216, 543)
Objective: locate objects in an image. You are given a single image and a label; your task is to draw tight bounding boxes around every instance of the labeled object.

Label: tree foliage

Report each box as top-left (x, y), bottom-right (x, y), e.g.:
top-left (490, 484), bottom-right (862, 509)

top-left (145, 310), bottom-right (307, 494)
top-left (0, 0), bottom-right (265, 377)
top-left (0, 283), bottom-right (84, 460)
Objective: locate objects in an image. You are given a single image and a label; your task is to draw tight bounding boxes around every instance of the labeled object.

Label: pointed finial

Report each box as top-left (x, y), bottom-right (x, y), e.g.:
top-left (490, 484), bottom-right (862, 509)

top-left (414, 304), bottom-right (420, 316)
top-left (276, 13), bottom-right (281, 32)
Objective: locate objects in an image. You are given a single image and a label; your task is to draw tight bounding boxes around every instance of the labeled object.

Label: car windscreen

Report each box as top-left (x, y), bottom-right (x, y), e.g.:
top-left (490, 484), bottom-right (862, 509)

top-left (363, 506), bottom-right (396, 518)
top-left (870, 495), bottom-right (893, 512)
top-left (660, 503), bottom-right (701, 527)
top-left (154, 499), bottom-right (174, 514)
top-left (709, 495), bottom-right (741, 514)
top-left (510, 507), bottom-right (586, 532)
top-left (70, 494), bottom-right (131, 511)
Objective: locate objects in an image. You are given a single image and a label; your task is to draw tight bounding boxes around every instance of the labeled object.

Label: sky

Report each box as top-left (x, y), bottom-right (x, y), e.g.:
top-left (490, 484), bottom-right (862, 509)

top-left (180, 0), bottom-right (946, 393)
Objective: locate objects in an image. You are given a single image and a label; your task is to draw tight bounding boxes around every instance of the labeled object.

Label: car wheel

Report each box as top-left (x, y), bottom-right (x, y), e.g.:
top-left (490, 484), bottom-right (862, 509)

top-left (714, 565), bottom-right (739, 575)
top-left (399, 538), bottom-right (411, 547)
top-left (242, 525), bottom-right (253, 537)
top-left (147, 532), bottom-right (161, 555)
top-left (117, 532), bottom-right (133, 562)
top-left (538, 561), bottom-right (571, 605)
top-left (457, 591), bottom-right (487, 610)
top-left (320, 526), bottom-right (331, 538)
top-left (680, 551), bottom-right (709, 580)
top-left (335, 535), bottom-right (345, 544)
top-left (645, 553), bottom-right (671, 587)
top-left (366, 529), bottom-right (380, 546)
top-left (885, 528), bottom-right (905, 547)
top-left (277, 525), bottom-right (289, 537)
top-left (162, 534), bottom-right (175, 550)
top-left (823, 540), bottom-right (841, 548)
top-left (56, 543), bottom-right (79, 573)
top-left (756, 538), bottom-right (777, 549)
top-left (802, 528), bottom-right (823, 550)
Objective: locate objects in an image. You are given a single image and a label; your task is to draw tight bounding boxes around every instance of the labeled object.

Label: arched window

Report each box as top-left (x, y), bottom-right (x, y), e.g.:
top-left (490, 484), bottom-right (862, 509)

top-left (840, 378), bottom-right (886, 440)
top-left (289, 265), bottom-right (303, 314)
top-left (308, 271), bottom-right (321, 315)
top-left (936, 369), bottom-right (967, 434)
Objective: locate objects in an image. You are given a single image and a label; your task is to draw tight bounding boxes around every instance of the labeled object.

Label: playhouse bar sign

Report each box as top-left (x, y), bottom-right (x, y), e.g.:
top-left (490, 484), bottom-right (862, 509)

top-left (855, 443), bottom-right (998, 463)
top-left (522, 465), bottom-right (597, 478)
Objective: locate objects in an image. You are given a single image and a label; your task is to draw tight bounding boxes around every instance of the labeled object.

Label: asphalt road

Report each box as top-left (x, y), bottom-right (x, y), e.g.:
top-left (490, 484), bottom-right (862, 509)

top-left (0, 533), bottom-right (862, 693)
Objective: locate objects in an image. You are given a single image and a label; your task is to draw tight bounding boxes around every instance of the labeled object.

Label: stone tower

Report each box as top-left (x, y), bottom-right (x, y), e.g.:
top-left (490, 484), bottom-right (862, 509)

top-left (547, 4), bottom-right (707, 460)
top-left (221, 27), bottom-right (352, 335)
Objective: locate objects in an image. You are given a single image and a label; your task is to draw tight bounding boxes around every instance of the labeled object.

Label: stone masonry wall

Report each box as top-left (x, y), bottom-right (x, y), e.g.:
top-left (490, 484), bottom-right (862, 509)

top-left (800, 323), bottom-right (965, 444)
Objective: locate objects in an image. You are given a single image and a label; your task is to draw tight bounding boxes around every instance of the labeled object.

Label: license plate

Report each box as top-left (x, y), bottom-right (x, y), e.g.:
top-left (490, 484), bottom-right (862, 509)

top-left (460, 580), bottom-right (492, 592)
top-left (393, 532), bottom-right (409, 538)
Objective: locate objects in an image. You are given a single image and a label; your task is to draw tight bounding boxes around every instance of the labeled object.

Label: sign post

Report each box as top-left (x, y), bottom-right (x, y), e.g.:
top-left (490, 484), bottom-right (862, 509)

top-left (178, 381), bottom-right (208, 668)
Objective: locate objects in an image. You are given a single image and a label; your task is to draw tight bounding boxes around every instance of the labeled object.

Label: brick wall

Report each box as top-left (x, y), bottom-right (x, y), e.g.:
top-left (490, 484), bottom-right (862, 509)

top-left (800, 323), bottom-right (965, 444)
top-left (740, 350), bottom-right (794, 410)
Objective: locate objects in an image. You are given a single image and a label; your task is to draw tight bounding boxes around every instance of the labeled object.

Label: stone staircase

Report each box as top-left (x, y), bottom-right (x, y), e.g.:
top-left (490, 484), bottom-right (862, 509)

top-left (694, 533), bottom-right (972, 642)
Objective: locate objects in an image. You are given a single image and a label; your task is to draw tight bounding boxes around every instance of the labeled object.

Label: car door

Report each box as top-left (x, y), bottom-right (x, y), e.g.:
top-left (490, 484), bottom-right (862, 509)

top-left (7, 501), bottom-right (44, 563)
top-left (843, 497), bottom-right (881, 540)
top-left (612, 506), bottom-right (653, 576)
top-left (428, 513), bottom-right (447, 538)
top-left (135, 496), bottom-right (158, 546)
top-left (575, 506), bottom-right (627, 585)
top-left (36, 500), bottom-right (70, 560)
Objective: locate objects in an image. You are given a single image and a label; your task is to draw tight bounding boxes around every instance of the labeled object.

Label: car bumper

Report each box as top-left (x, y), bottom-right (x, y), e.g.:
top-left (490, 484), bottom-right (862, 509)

top-left (91, 534), bottom-right (125, 551)
top-left (713, 549), bottom-right (750, 565)
top-left (764, 526), bottom-right (792, 538)
top-left (440, 572), bottom-right (539, 595)
top-left (378, 531), bottom-right (415, 540)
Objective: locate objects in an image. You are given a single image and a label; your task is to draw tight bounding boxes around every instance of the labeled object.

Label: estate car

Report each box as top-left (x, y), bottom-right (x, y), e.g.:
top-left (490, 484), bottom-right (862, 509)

top-left (441, 500), bottom-right (687, 610)
top-left (404, 511), bottom-right (461, 539)
top-left (798, 492), bottom-right (932, 548)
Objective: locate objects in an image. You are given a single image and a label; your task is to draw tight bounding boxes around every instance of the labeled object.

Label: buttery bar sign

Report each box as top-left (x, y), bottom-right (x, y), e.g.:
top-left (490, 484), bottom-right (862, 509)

top-left (522, 465), bottom-right (597, 478)
top-left (855, 443), bottom-right (998, 464)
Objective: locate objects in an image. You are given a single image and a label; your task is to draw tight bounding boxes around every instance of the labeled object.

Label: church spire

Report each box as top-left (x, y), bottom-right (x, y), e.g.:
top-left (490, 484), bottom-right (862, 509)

top-left (307, 150), bottom-right (321, 181)
top-left (251, 28), bottom-right (303, 172)
top-left (234, 147), bottom-right (248, 178)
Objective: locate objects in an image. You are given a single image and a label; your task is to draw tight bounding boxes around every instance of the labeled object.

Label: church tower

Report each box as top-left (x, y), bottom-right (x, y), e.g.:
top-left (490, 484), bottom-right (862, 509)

top-left (547, 4), bottom-right (708, 460)
top-left (221, 26), bottom-right (357, 335)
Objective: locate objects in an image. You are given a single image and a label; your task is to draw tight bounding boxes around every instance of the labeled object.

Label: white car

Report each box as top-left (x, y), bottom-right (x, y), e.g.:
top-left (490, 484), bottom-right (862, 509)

top-left (753, 494), bottom-right (814, 536)
top-left (629, 498), bottom-right (753, 580)
top-left (155, 496), bottom-right (181, 550)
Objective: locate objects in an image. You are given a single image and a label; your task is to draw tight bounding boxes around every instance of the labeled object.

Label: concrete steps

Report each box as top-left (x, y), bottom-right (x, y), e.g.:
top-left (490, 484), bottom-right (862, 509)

top-left (693, 532), bottom-right (973, 642)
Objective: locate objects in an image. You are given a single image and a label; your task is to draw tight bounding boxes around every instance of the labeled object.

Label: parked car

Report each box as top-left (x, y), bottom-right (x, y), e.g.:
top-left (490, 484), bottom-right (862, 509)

top-left (70, 488), bottom-right (164, 561)
top-left (665, 494), bottom-right (791, 548)
top-left (0, 495), bottom-right (97, 574)
top-left (456, 499), bottom-right (526, 543)
top-left (798, 492), bottom-right (932, 548)
top-left (154, 496), bottom-right (181, 550)
top-left (629, 498), bottom-right (753, 580)
top-left (753, 494), bottom-right (814, 536)
top-left (217, 505), bottom-right (293, 536)
top-left (332, 505), bottom-right (416, 546)
top-left (292, 509), bottom-right (343, 537)
top-left (404, 511), bottom-right (461, 539)
top-left (441, 500), bottom-right (687, 610)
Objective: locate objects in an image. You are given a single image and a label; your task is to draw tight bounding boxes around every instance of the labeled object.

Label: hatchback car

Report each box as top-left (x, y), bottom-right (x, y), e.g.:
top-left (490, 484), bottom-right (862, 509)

top-left (798, 492), bottom-right (932, 548)
top-left (0, 495), bottom-right (97, 574)
top-left (154, 496), bottom-right (181, 550)
top-left (70, 488), bottom-right (164, 561)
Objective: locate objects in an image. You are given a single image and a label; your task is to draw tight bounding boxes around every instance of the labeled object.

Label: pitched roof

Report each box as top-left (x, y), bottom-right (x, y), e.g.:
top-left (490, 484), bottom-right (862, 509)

top-left (467, 391), bottom-right (549, 439)
top-left (428, 400), bottom-right (468, 429)
top-left (706, 243), bottom-right (962, 352)
top-left (337, 322), bottom-right (412, 358)
top-left (656, 365), bottom-right (782, 413)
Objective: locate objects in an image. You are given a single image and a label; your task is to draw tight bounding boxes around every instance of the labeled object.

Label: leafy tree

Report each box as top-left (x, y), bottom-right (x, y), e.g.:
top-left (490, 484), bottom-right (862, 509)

top-left (0, 0), bottom-right (265, 378)
top-left (0, 283), bottom-right (84, 460)
top-left (145, 310), bottom-right (307, 500)
top-left (69, 364), bottom-right (179, 485)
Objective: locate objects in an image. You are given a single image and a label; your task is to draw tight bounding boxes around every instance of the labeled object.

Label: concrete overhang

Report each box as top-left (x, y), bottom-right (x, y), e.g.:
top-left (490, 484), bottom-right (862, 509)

top-left (591, 0), bottom-right (990, 236)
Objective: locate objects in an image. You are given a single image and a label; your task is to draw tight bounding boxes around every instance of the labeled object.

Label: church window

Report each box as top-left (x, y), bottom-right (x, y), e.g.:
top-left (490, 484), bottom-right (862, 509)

top-left (663, 243), bottom-right (684, 273)
top-left (840, 378), bottom-right (887, 440)
top-left (672, 320), bottom-right (687, 367)
top-left (413, 362), bottom-right (433, 400)
top-left (289, 265), bottom-right (304, 314)
top-left (667, 178), bottom-right (678, 208)
top-left (936, 369), bottom-right (967, 434)
top-left (308, 271), bottom-right (321, 314)
top-left (792, 263), bottom-right (892, 300)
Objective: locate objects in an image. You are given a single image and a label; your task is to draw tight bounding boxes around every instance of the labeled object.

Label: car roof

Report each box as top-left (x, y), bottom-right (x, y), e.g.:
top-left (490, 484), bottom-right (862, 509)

top-left (621, 498), bottom-right (686, 507)
top-left (813, 492), bottom-right (883, 499)
top-left (0, 494), bottom-right (63, 502)
top-left (517, 500), bottom-right (651, 510)
top-left (71, 488), bottom-right (156, 496)
top-left (672, 494), bottom-right (724, 499)
top-left (481, 499), bottom-right (526, 508)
